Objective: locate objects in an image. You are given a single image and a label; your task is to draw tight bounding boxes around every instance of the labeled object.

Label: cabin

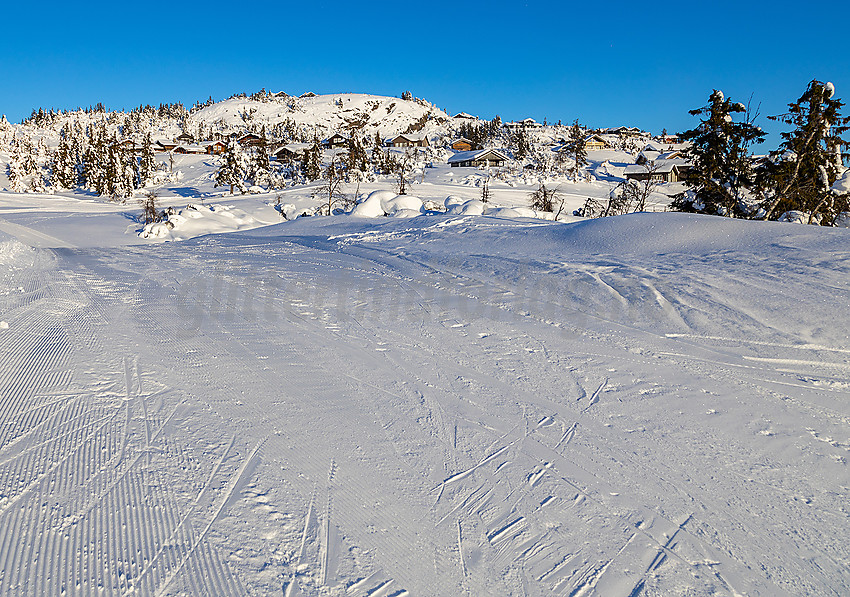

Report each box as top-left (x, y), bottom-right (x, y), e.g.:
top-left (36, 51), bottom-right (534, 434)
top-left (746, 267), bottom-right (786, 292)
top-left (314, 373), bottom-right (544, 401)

top-left (624, 159), bottom-right (692, 183)
top-left (174, 145), bottom-right (206, 154)
top-left (237, 133), bottom-right (263, 147)
top-left (637, 150), bottom-right (682, 165)
top-left (323, 133), bottom-right (349, 149)
top-left (503, 118), bottom-right (542, 130)
top-left (155, 140), bottom-right (178, 152)
top-left (388, 134), bottom-right (429, 148)
top-left (274, 143), bottom-right (312, 162)
top-left (448, 149), bottom-right (509, 168)
top-left (601, 126), bottom-right (644, 137)
top-left (452, 112), bottom-right (477, 120)
top-left (584, 135), bottom-right (611, 151)
top-left (176, 132), bottom-right (195, 144)
top-left (449, 138), bottom-right (474, 151)
top-left (203, 141), bottom-right (227, 155)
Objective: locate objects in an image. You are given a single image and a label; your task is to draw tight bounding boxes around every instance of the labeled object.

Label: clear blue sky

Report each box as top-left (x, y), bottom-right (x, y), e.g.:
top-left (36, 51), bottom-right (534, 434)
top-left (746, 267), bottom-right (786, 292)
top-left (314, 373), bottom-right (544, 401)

top-left (3, 0), bottom-right (847, 148)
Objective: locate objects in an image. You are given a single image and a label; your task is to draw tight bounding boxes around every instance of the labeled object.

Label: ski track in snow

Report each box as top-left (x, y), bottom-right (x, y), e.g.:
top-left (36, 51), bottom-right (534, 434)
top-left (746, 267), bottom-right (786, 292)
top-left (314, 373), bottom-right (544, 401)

top-left (0, 214), bottom-right (848, 596)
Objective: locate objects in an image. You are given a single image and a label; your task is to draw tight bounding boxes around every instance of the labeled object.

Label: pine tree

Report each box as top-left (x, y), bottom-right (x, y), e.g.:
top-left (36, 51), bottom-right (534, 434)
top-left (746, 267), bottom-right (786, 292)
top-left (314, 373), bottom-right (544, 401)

top-left (7, 138), bottom-right (29, 192)
top-left (511, 125), bottom-right (533, 161)
top-left (139, 132), bottom-right (156, 187)
top-left (251, 125), bottom-right (271, 187)
top-left (674, 90), bottom-right (765, 216)
top-left (761, 80), bottom-right (850, 224)
top-left (568, 119), bottom-right (588, 181)
top-left (303, 139), bottom-right (323, 181)
top-left (52, 135), bottom-right (77, 189)
top-left (372, 130), bottom-right (384, 168)
top-left (346, 133), bottom-right (368, 174)
top-left (215, 139), bottom-right (248, 193)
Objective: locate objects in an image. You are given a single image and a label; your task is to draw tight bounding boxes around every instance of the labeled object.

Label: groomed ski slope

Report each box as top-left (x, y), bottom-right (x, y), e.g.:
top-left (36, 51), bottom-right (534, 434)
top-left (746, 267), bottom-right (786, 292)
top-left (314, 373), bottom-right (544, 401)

top-left (0, 212), bottom-right (848, 596)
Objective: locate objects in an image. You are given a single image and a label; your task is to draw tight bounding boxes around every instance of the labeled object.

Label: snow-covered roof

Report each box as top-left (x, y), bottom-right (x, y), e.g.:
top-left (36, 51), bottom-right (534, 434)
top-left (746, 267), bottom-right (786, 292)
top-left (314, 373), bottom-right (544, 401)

top-left (275, 143), bottom-right (312, 154)
top-left (624, 158), bottom-right (690, 174)
top-left (447, 149), bottom-right (510, 163)
top-left (392, 133), bottom-right (426, 142)
top-left (175, 144), bottom-right (206, 153)
top-left (453, 112), bottom-right (477, 119)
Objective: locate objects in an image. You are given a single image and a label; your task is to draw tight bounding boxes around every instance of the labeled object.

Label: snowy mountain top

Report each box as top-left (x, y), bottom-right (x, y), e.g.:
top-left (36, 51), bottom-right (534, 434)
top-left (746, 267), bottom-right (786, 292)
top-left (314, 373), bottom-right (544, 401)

top-left (188, 92), bottom-right (453, 139)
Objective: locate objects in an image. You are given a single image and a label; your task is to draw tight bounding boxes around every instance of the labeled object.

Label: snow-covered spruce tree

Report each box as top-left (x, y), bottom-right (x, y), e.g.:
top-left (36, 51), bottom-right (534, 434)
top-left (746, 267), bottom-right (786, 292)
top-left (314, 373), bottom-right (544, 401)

top-left (7, 137), bottom-right (32, 192)
top-left (51, 134), bottom-right (77, 190)
top-left (105, 136), bottom-right (136, 200)
top-left (215, 139), bottom-right (248, 194)
top-left (303, 139), bottom-right (322, 182)
top-left (511, 126), bottom-right (531, 161)
top-left (673, 90), bottom-right (765, 216)
top-left (138, 132), bottom-right (157, 187)
top-left (346, 134), bottom-right (369, 174)
top-left (761, 80), bottom-right (850, 224)
top-left (249, 126), bottom-right (271, 188)
top-left (568, 119), bottom-right (588, 181)
top-left (83, 130), bottom-right (109, 195)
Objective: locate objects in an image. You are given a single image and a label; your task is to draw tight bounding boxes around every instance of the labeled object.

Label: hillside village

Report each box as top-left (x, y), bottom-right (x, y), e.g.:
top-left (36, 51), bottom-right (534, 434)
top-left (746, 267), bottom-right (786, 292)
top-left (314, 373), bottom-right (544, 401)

top-left (2, 87), bottom-right (847, 237)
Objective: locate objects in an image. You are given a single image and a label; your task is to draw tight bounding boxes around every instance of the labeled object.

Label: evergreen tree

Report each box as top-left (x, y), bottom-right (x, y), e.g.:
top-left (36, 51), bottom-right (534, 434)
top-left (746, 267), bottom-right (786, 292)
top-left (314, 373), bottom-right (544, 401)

top-left (761, 80), bottom-right (850, 224)
top-left (7, 138), bottom-right (30, 192)
top-left (303, 139), bottom-right (323, 181)
top-left (673, 90), bottom-right (765, 216)
top-left (139, 132), bottom-right (157, 187)
top-left (215, 139), bottom-right (248, 193)
top-left (250, 125), bottom-right (271, 187)
top-left (346, 133), bottom-right (368, 173)
top-left (511, 126), bottom-right (531, 160)
top-left (568, 119), bottom-right (588, 181)
top-left (52, 135), bottom-right (77, 189)
top-left (373, 130), bottom-right (384, 166)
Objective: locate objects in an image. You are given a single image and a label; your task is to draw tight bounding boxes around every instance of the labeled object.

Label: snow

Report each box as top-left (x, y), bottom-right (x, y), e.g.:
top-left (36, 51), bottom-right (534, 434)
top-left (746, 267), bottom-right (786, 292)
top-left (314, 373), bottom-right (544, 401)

top-left (825, 81), bottom-right (836, 98)
top-left (1, 195), bottom-right (849, 595)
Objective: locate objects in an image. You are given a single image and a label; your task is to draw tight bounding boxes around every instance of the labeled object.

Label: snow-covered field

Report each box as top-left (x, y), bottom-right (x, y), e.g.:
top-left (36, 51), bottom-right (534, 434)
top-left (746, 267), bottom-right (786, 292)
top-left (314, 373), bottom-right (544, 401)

top-left (0, 174), bottom-right (849, 596)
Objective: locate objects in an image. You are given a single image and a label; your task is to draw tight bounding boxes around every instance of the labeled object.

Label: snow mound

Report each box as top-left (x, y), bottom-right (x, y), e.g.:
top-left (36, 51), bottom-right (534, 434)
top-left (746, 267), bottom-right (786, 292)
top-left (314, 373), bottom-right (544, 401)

top-left (139, 202), bottom-right (277, 241)
top-left (444, 195), bottom-right (464, 209)
top-left (351, 190), bottom-right (424, 218)
top-left (447, 199), bottom-right (486, 215)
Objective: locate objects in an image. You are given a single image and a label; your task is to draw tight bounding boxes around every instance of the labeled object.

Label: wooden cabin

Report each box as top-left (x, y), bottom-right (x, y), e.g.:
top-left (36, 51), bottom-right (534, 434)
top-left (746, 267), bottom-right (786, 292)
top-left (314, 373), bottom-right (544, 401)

top-left (324, 133), bottom-right (349, 149)
top-left (237, 133), bottom-right (263, 147)
top-left (450, 137), bottom-right (474, 151)
top-left (203, 141), bottom-right (227, 155)
top-left (388, 134), bottom-right (429, 148)
top-left (274, 143), bottom-right (311, 162)
top-left (448, 149), bottom-right (509, 168)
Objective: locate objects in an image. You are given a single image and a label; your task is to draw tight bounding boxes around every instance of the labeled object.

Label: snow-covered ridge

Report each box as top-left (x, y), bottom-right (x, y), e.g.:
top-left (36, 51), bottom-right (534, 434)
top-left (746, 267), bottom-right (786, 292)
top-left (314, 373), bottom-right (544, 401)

top-left (189, 93), bottom-right (453, 140)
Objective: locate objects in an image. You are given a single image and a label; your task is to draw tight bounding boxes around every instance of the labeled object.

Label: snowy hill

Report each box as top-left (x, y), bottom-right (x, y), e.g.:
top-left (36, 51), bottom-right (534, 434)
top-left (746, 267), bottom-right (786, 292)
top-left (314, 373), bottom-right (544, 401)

top-left (188, 92), bottom-right (454, 141)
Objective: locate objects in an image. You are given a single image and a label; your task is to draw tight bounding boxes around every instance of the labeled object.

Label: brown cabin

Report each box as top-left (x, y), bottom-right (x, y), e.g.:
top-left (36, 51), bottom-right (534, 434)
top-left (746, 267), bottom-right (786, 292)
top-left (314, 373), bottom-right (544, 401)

top-left (204, 141), bottom-right (227, 155)
top-left (450, 138), bottom-right (474, 151)
top-left (274, 143), bottom-right (311, 162)
top-left (176, 132), bottom-right (195, 144)
top-left (324, 133), bottom-right (349, 149)
top-left (448, 149), bottom-right (509, 168)
top-left (389, 134), bottom-right (429, 148)
top-left (237, 133), bottom-right (263, 147)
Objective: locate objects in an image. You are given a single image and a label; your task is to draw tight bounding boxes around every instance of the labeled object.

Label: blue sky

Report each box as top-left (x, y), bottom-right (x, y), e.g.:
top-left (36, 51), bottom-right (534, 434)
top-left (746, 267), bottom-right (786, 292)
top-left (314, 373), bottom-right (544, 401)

top-left (3, 1), bottom-right (847, 147)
